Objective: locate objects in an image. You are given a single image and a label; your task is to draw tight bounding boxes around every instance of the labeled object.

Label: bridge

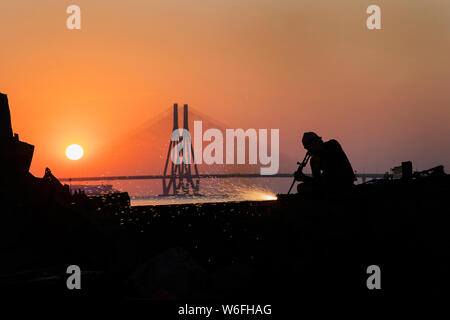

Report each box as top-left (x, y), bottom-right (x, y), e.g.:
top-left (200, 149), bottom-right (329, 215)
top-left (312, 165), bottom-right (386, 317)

top-left (59, 173), bottom-right (383, 183)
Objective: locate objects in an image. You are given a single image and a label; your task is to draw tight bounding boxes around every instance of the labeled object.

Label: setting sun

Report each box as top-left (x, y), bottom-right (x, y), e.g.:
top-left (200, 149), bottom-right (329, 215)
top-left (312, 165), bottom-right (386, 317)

top-left (66, 144), bottom-right (84, 161)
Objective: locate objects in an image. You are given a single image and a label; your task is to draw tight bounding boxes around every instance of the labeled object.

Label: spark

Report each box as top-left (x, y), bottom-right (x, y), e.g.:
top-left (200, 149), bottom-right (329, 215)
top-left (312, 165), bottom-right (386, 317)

top-left (239, 189), bottom-right (278, 201)
top-left (258, 194), bottom-right (278, 201)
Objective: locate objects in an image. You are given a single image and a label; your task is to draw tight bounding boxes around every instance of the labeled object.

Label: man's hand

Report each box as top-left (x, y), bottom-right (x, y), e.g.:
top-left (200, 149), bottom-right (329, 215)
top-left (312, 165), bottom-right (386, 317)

top-left (294, 170), bottom-right (307, 182)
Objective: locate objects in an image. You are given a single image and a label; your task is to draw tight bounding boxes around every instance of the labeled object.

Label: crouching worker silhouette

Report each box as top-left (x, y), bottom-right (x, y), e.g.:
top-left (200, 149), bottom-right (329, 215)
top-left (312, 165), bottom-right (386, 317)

top-left (294, 132), bottom-right (355, 194)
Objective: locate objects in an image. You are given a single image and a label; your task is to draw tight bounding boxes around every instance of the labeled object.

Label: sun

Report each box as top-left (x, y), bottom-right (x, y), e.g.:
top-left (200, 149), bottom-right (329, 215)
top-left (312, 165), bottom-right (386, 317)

top-left (66, 144), bottom-right (84, 161)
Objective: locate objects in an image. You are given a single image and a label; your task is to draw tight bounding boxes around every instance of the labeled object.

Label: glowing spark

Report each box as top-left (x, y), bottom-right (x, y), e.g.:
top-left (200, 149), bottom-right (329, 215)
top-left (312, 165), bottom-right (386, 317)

top-left (259, 194), bottom-right (278, 201)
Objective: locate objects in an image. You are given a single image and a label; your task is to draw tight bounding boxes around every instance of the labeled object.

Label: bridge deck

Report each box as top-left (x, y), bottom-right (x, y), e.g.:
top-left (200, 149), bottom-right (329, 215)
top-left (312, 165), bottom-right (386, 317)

top-left (59, 173), bottom-right (384, 182)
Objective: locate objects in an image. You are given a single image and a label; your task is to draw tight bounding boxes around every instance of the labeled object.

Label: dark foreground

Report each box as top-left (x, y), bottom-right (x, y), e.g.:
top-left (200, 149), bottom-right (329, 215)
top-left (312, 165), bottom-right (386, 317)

top-left (1, 172), bottom-right (450, 305)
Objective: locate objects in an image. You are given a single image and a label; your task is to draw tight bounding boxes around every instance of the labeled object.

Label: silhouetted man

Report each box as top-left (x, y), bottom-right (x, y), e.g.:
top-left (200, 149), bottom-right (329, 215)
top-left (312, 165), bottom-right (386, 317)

top-left (295, 132), bottom-right (355, 193)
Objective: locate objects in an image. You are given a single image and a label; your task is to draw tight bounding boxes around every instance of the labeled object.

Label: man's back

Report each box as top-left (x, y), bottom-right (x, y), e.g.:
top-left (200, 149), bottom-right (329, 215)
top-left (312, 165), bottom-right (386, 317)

top-left (313, 139), bottom-right (355, 186)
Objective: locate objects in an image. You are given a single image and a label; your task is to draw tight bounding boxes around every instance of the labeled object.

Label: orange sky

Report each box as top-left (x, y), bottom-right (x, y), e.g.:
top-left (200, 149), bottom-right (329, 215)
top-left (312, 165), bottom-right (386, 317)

top-left (1, 0), bottom-right (450, 178)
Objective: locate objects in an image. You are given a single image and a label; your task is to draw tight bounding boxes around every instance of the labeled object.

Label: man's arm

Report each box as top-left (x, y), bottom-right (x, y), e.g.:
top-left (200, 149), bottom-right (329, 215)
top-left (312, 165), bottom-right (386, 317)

top-left (294, 156), bottom-right (321, 183)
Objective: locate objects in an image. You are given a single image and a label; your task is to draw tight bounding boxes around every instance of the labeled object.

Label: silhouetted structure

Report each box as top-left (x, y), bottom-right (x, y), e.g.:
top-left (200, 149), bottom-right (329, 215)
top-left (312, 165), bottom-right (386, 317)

top-left (0, 93), bottom-right (34, 186)
top-left (162, 104), bottom-right (200, 196)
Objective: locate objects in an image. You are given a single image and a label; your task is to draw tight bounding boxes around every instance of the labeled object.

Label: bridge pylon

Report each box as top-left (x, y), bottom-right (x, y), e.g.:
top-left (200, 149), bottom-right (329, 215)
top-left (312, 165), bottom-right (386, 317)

top-left (161, 104), bottom-right (200, 196)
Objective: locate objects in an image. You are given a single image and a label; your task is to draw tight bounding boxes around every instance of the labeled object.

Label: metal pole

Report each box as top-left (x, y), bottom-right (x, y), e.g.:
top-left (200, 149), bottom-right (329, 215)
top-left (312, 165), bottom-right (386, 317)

top-left (287, 153), bottom-right (310, 195)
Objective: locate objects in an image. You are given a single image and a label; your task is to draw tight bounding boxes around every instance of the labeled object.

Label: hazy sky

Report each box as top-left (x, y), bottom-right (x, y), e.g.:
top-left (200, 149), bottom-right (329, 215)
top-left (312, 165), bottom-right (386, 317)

top-left (1, 0), bottom-right (449, 177)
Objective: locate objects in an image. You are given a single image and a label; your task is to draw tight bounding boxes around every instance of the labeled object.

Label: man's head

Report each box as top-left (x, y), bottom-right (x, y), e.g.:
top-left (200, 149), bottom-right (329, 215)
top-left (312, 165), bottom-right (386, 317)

top-left (302, 132), bottom-right (323, 154)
